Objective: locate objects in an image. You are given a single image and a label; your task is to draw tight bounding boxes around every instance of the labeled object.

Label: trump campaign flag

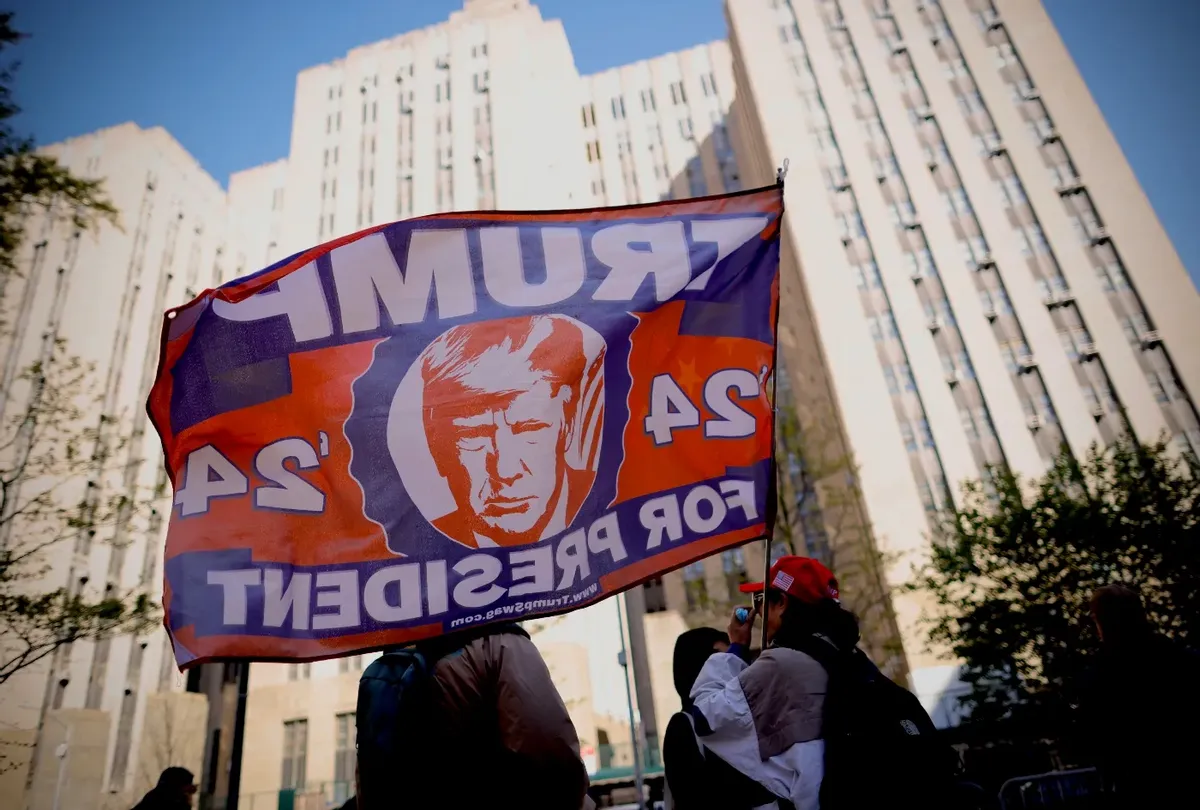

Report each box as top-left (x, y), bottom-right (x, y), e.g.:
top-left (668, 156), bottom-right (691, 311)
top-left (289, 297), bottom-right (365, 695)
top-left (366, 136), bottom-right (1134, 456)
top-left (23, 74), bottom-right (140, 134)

top-left (148, 184), bottom-right (784, 667)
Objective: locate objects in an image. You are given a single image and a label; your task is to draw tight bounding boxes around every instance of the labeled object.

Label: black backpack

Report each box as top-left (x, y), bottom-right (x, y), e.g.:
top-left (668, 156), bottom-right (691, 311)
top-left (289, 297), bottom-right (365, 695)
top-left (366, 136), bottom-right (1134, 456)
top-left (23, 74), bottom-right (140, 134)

top-left (354, 624), bottom-right (528, 807)
top-left (664, 709), bottom-right (780, 809)
top-left (795, 635), bottom-right (960, 810)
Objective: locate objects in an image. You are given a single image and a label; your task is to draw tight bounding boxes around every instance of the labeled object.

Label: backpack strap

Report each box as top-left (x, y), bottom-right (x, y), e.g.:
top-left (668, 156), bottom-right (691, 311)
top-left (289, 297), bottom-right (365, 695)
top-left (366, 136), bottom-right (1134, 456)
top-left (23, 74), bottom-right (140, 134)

top-left (788, 633), bottom-right (842, 673)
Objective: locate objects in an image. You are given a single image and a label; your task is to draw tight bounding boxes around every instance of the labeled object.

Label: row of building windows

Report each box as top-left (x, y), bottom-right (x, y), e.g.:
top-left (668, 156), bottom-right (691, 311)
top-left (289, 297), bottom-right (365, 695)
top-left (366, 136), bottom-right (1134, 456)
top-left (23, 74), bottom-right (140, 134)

top-left (976, 0), bottom-right (1200, 452)
top-left (783, 0), bottom-right (956, 515)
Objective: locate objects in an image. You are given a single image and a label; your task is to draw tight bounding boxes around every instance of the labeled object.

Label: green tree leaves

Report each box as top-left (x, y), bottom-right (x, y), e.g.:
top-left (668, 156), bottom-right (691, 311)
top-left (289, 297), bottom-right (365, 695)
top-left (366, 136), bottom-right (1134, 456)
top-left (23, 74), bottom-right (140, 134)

top-left (918, 439), bottom-right (1199, 728)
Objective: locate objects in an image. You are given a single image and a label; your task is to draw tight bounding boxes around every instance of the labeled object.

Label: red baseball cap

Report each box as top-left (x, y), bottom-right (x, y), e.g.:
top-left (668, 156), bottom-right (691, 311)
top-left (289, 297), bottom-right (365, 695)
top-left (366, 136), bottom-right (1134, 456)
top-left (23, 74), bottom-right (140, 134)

top-left (739, 555), bottom-right (840, 604)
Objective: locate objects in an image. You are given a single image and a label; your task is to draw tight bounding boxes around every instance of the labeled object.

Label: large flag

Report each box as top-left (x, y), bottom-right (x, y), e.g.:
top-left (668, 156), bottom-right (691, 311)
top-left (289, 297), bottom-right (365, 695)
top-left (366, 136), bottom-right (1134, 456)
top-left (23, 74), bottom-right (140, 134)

top-left (148, 185), bottom-right (784, 667)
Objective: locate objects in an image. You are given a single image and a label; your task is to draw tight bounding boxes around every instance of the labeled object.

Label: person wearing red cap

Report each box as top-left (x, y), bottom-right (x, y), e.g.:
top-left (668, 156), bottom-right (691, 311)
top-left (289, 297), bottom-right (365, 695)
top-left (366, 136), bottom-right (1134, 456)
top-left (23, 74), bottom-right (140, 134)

top-left (686, 555), bottom-right (954, 809)
top-left (682, 556), bottom-right (847, 810)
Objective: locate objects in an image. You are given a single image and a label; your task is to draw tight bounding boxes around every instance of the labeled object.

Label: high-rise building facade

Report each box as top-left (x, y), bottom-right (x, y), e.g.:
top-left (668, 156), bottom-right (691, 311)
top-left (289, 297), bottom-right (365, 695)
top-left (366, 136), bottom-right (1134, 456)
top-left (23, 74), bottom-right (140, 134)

top-left (253, 0), bottom-right (592, 267)
top-left (726, 0), bottom-right (1200, 720)
top-left (0, 123), bottom-right (243, 809)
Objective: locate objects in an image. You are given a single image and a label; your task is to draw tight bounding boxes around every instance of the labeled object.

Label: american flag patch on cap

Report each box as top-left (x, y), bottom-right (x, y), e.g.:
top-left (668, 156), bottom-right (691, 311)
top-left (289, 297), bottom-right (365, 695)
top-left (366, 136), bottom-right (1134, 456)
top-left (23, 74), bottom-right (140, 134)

top-left (772, 571), bottom-right (795, 591)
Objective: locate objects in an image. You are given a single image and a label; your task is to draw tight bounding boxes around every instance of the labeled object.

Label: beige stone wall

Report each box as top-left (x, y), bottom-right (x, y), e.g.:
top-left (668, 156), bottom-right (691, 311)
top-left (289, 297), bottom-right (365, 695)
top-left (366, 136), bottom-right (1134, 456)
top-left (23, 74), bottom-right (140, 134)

top-left (642, 610), bottom-right (691, 753)
top-left (131, 692), bottom-right (209, 798)
top-left (0, 728), bottom-right (36, 810)
top-left (536, 641), bottom-right (598, 749)
top-left (25, 709), bottom-right (110, 810)
top-left (239, 665), bottom-right (360, 800)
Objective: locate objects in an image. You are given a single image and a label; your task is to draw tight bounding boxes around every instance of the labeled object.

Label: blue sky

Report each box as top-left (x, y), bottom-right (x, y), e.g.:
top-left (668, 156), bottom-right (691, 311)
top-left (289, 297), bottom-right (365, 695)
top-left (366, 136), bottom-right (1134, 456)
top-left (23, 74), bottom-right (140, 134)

top-left (8, 0), bottom-right (1199, 289)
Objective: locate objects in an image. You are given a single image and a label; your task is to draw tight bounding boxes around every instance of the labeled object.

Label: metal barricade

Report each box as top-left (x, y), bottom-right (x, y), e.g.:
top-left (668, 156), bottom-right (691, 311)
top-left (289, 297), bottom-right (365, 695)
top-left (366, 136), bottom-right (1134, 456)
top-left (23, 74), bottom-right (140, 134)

top-left (998, 767), bottom-right (1104, 810)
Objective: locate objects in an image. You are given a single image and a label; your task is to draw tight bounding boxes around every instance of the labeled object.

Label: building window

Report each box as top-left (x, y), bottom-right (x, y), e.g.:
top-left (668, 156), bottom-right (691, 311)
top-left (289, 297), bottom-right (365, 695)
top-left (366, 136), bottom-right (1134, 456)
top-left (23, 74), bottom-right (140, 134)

top-left (288, 663), bottom-right (310, 681)
top-left (1029, 223), bottom-right (1050, 254)
top-left (917, 418), bottom-right (935, 448)
top-left (863, 259), bottom-right (882, 287)
top-left (338, 655), bottom-right (362, 674)
top-left (957, 351), bottom-right (975, 379)
top-left (961, 408), bottom-right (980, 440)
top-left (882, 365), bottom-right (899, 394)
top-left (640, 88), bottom-right (657, 112)
top-left (281, 719), bottom-right (308, 791)
top-left (868, 316), bottom-right (884, 342)
top-left (686, 159), bottom-right (706, 197)
top-left (1106, 261), bottom-right (1130, 290)
top-left (611, 96), bottom-right (626, 120)
top-left (334, 713), bottom-right (356, 803)
top-left (679, 117), bottom-right (694, 139)
top-left (883, 311), bottom-right (899, 339)
top-left (722, 548), bottom-right (749, 597)
top-left (643, 578), bottom-right (667, 613)
top-left (682, 561), bottom-right (707, 610)
top-left (1146, 371), bottom-right (1170, 404)
top-left (669, 80), bottom-right (687, 105)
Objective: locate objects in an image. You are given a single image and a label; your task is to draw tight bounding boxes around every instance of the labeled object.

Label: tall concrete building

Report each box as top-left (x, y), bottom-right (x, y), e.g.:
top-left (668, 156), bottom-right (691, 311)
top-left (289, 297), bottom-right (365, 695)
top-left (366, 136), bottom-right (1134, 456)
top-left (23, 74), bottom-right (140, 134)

top-left (249, 0), bottom-right (592, 267)
top-left (725, 0), bottom-right (1200, 720)
top-left (225, 2), bottom-right (757, 801)
top-left (0, 123), bottom-right (244, 809)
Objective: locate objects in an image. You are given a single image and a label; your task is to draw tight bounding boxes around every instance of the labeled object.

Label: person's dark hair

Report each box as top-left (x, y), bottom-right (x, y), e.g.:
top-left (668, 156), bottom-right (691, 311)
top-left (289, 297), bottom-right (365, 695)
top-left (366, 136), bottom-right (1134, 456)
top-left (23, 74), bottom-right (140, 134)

top-left (769, 590), bottom-right (860, 652)
top-left (156, 767), bottom-right (195, 793)
top-left (672, 627), bottom-right (729, 702)
top-left (1091, 583), bottom-right (1149, 645)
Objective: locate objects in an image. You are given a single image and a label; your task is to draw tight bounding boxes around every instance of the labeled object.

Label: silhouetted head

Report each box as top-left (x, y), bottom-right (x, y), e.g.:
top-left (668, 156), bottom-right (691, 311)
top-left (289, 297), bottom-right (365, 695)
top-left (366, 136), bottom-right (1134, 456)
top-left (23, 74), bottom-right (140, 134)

top-left (1091, 583), bottom-right (1150, 646)
top-left (673, 627), bottom-right (729, 702)
top-left (152, 767), bottom-right (197, 807)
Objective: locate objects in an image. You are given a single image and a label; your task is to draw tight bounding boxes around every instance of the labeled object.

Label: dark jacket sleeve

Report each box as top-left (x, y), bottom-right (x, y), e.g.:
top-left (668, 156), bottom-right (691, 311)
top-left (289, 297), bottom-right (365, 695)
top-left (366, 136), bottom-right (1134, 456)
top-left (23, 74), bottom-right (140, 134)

top-left (490, 633), bottom-right (593, 810)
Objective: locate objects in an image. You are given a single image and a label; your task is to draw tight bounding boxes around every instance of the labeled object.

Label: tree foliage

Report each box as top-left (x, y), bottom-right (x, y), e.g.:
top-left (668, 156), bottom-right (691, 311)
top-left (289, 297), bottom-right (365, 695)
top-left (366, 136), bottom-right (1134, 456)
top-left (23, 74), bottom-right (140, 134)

top-left (0, 340), bottom-right (158, 686)
top-left (918, 439), bottom-right (1200, 728)
top-left (0, 12), bottom-right (117, 279)
top-left (772, 368), bottom-right (907, 677)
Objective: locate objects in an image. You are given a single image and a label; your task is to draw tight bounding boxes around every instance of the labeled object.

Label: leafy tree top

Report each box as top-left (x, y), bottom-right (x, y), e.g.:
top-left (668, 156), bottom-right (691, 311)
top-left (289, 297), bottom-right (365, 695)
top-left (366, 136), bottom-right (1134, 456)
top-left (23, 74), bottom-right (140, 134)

top-left (918, 438), bottom-right (1198, 728)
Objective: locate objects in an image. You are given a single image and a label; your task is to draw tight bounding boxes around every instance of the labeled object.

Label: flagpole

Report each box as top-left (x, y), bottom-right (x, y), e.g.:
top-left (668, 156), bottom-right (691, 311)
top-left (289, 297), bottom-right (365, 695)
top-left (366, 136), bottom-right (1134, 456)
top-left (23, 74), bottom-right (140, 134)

top-left (762, 160), bottom-right (789, 651)
top-left (225, 662), bottom-right (251, 810)
top-left (615, 594), bottom-right (646, 810)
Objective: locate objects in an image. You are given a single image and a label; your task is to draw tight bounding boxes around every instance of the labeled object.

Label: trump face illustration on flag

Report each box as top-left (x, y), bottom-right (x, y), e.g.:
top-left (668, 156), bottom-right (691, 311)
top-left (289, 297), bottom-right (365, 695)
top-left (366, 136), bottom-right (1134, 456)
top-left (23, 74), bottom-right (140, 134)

top-left (400, 314), bottom-right (605, 549)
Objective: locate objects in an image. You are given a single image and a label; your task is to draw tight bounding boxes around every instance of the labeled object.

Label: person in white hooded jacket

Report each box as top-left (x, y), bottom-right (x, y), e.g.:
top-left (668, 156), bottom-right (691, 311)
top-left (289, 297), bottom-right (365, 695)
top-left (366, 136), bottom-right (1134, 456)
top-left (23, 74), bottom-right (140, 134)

top-left (687, 555), bottom-right (851, 810)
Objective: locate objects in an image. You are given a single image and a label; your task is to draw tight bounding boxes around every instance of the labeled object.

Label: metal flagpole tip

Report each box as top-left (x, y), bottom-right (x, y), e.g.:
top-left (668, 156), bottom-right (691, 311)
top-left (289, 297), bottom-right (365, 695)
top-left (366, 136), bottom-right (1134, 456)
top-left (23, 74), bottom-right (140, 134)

top-left (776, 158), bottom-right (790, 185)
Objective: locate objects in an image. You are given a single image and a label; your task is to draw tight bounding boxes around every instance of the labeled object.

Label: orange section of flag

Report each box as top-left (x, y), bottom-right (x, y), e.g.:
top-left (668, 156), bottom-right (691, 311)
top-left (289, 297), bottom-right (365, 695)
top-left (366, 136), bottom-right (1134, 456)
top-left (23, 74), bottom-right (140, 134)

top-left (164, 340), bottom-right (387, 566)
top-left (614, 301), bottom-right (774, 505)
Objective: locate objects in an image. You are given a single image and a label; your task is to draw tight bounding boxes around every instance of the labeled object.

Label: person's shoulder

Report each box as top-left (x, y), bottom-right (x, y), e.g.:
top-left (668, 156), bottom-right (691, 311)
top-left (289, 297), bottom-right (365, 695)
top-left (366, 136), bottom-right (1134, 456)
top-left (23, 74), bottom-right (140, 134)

top-left (741, 646), bottom-right (827, 692)
top-left (474, 624), bottom-right (539, 667)
top-left (664, 710), bottom-right (693, 741)
top-left (759, 644), bottom-right (828, 673)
